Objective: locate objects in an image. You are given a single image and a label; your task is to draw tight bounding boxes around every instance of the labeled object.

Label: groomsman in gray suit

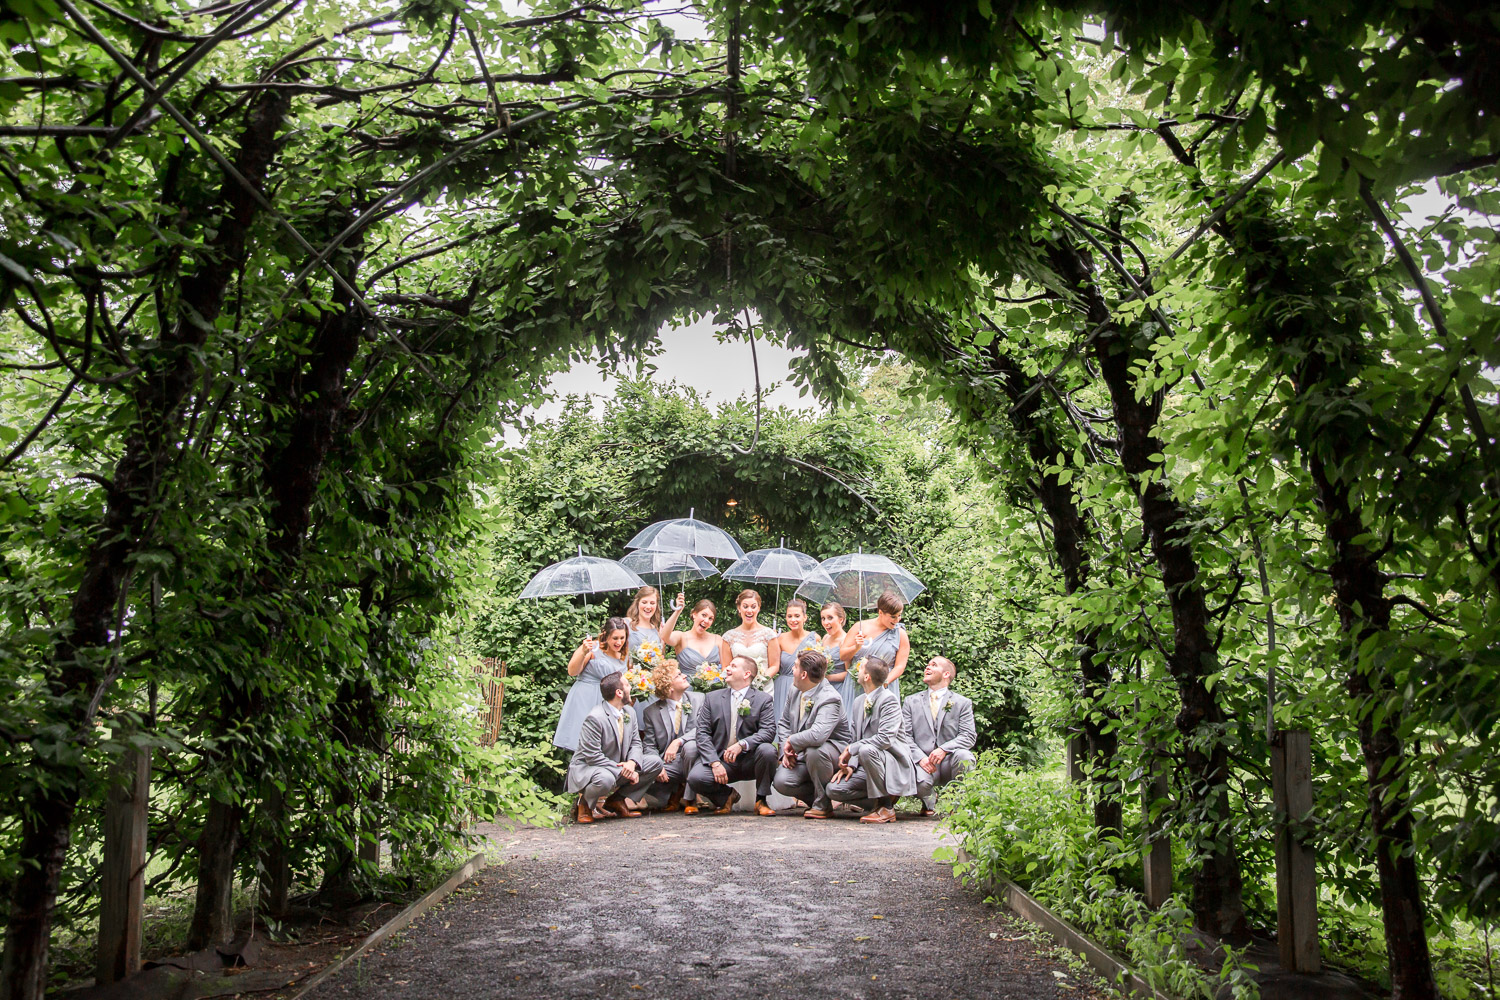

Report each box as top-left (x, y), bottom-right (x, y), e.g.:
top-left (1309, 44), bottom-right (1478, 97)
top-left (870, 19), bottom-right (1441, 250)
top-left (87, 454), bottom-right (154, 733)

top-left (640, 662), bottom-right (703, 812)
top-left (687, 655), bottom-right (779, 815)
top-left (566, 671), bottom-right (664, 823)
top-left (829, 657), bottom-right (919, 823)
top-left (903, 655), bottom-right (978, 815)
top-left (773, 648), bottom-right (853, 819)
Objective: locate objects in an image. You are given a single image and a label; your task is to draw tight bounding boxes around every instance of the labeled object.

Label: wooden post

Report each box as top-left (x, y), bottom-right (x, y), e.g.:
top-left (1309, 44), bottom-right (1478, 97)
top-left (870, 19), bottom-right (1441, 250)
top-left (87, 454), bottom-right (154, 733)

top-left (1142, 759), bottom-right (1172, 909)
top-left (1273, 729), bottom-right (1320, 972)
top-left (96, 747), bottom-right (149, 984)
top-left (1065, 734), bottom-right (1085, 782)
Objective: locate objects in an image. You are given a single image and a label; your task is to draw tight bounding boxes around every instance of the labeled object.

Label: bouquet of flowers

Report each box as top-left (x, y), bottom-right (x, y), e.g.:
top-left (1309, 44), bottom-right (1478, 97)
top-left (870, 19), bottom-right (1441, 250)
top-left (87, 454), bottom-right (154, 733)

top-left (634, 640), bottom-right (668, 673)
top-left (623, 666), bottom-right (654, 703)
top-left (690, 663), bottom-right (726, 693)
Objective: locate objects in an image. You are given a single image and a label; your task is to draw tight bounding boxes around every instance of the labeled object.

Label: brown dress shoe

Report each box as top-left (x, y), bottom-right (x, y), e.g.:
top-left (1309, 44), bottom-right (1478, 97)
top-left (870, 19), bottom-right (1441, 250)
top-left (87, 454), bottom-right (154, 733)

top-left (859, 807), bottom-right (897, 824)
top-left (803, 807), bottom-right (831, 819)
top-left (575, 796), bottom-right (594, 824)
top-left (606, 799), bottom-right (642, 819)
top-left (661, 792), bottom-right (683, 813)
top-left (918, 806), bottom-right (936, 818)
top-left (754, 800), bottom-right (776, 816)
top-left (714, 789), bottom-right (741, 815)
top-left (682, 804), bottom-right (699, 815)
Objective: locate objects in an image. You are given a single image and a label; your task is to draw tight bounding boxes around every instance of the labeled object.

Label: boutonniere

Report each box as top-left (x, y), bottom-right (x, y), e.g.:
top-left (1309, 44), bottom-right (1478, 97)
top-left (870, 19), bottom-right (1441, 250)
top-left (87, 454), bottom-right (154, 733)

top-left (944, 699), bottom-right (954, 712)
top-left (737, 700), bottom-right (753, 717)
top-left (863, 699), bottom-right (874, 717)
top-left (801, 696), bottom-right (814, 714)
top-left (682, 700), bottom-right (694, 716)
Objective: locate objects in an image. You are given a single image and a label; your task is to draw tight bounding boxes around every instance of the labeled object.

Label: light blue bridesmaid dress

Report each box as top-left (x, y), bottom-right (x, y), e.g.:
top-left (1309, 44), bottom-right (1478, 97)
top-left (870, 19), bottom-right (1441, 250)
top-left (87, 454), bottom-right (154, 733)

top-left (827, 635), bottom-right (860, 712)
top-left (628, 625), bottom-right (663, 725)
top-left (553, 650), bottom-right (627, 752)
top-left (775, 632), bottom-right (820, 726)
top-left (675, 642), bottom-right (720, 682)
top-left (851, 624), bottom-right (906, 696)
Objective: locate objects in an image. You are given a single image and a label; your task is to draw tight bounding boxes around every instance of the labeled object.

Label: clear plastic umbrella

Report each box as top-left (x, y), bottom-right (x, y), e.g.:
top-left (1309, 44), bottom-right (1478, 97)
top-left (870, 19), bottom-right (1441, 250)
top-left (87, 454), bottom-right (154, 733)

top-left (723, 538), bottom-right (834, 629)
top-left (794, 547), bottom-right (925, 612)
top-left (519, 547), bottom-right (646, 601)
top-left (620, 550), bottom-right (720, 586)
top-left (624, 507), bottom-right (746, 563)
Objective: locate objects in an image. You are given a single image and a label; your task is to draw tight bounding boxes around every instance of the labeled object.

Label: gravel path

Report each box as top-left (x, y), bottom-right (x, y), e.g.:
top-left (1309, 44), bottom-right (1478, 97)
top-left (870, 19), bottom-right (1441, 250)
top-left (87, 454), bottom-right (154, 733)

top-left (315, 812), bottom-right (1111, 1000)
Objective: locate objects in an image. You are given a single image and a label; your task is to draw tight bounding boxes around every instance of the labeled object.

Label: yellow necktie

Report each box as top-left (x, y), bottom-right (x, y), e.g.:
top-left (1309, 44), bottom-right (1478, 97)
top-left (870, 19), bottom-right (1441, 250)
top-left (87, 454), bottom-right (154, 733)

top-left (674, 702), bottom-right (683, 735)
top-left (930, 692), bottom-right (941, 724)
top-left (616, 712), bottom-right (626, 748)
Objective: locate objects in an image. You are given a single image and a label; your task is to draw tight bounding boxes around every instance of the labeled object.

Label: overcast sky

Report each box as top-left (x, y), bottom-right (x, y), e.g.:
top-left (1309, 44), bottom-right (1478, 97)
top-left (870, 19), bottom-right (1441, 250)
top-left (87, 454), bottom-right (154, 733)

top-left (506, 316), bottom-right (818, 442)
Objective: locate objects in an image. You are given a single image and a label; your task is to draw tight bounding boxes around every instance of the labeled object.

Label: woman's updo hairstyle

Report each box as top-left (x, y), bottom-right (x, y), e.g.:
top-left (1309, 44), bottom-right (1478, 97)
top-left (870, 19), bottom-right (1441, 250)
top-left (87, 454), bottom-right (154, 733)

top-left (875, 590), bottom-right (905, 615)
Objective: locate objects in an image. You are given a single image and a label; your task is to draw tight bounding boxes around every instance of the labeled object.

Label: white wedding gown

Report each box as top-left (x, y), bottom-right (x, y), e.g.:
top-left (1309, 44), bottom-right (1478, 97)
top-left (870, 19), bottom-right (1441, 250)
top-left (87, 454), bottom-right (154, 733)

top-left (727, 626), bottom-right (776, 694)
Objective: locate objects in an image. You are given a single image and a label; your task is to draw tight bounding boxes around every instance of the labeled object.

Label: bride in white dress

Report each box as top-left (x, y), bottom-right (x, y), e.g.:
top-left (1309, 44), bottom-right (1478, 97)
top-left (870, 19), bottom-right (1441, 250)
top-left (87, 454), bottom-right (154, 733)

top-left (719, 588), bottom-right (778, 696)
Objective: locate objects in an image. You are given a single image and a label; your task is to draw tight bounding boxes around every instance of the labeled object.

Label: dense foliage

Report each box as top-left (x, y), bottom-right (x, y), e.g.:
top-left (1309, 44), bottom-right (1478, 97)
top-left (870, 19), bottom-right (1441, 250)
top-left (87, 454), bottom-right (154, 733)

top-left (464, 371), bottom-right (1039, 774)
top-left (0, 0), bottom-right (1496, 997)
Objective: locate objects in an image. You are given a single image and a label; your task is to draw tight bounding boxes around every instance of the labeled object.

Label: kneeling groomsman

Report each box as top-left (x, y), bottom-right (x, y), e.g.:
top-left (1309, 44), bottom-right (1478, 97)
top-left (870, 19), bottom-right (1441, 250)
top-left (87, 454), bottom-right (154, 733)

top-left (687, 655), bottom-right (779, 815)
top-left (904, 655), bottom-right (978, 815)
top-left (773, 649), bottom-right (853, 819)
top-left (567, 671), bottom-right (664, 823)
top-left (830, 657), bottom-right (919, 824)
top-left (641, 660), bottom-right (702, 813)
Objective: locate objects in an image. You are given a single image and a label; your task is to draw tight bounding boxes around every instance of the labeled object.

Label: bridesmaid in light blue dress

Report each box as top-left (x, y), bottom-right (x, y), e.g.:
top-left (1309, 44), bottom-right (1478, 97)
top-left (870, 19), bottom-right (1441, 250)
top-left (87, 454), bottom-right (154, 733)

top-left (771, 599), bottom-right (820, 724)
top-left (624, 585), bottom-right (665, 658)
top-left (553, 617), bottom-right (630, 752)
top-left (663, 597), bottom-right (722, 683)
top-left (818, 602), bottom-right (856, 711)
top-left (625, 586), bottom-right (667, 723)
top-left (839, 590), bottom-right (910, 696)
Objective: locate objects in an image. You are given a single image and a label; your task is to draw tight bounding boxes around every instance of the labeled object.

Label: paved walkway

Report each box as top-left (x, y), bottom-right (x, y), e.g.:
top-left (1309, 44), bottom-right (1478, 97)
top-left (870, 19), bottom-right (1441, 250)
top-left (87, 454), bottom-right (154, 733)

top-left (316, 812), bottom-right (1110, 1000)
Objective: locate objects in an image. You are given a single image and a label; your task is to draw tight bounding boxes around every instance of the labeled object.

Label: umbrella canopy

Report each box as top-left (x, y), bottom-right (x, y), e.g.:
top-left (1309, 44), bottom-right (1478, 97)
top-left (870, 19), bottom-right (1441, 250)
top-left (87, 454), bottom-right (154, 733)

top-left (794, 549), bottom-right (925, 610)
top-left (624, 507), bottom-right (746, 563)
top-left (620, 550), bottom-right (720, 586)
top-left (722, 539), bottom-right (835, 589)
top-left (519, 547), bottom-right (646, 599)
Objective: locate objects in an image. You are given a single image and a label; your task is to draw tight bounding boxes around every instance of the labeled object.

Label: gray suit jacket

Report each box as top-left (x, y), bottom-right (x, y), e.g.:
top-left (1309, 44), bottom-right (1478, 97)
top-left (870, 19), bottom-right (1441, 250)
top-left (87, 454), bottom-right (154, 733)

top-left (779, 679), bottom-right (853, 751)
top-left (695, 686), bottom-right (776, 765)
top-left (848, 687), bottom-right (918, 795)
top-left (566, 703), bottom-right (644, 793)
top-left (903, 689), bottom-right (977, 756)
top-left (641, 693), bottom-right (702, 758)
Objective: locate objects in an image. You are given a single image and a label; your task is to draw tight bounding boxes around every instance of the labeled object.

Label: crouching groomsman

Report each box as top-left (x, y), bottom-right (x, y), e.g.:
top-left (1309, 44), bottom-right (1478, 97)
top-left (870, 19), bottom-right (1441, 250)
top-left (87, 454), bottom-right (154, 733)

top-left (830, 657), bottom-right (918, 823)
top-left (687, 655), bottom-right (779, 815)
top-left (641, 660), bottom-right (702, 813)
top-left (904, 655), bottom-right (977, 816)
top-left (568, 671), bottom-right (664, 823)
top-left (774, 649), bottom-right (853, 819)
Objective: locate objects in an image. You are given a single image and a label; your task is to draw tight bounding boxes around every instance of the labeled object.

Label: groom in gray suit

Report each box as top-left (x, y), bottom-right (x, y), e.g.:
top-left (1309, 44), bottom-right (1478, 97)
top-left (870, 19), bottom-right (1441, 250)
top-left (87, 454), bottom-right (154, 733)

top-left (686, 655), bottom-right (779, 814)
top-left (566, 671), bottom-right (664, 823)
top-left (829, 657), bottom-right (918, 823)
top-left (773, 648), bottom-right (853, 819)
top-left (903, 655), bottom-right (978, 815)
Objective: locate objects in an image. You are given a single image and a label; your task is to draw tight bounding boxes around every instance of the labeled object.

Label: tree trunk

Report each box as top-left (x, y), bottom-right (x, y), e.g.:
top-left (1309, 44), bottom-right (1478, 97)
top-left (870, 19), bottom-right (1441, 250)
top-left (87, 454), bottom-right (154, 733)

top-left (1310, 458), bottom-right (1436, 1000)
top-left (0, 89), bottom-right (291, 1000)
top-left (186, 798), bottom-right (243, 950)
top-left (187, 240), bottom-right (366, 935)
top-left (1047, 235), bottom-right (1247, 938)
top-left (1166, 130), bottom-right (1440, 997)
top-left (988, 345), bottom-right (1121, 836)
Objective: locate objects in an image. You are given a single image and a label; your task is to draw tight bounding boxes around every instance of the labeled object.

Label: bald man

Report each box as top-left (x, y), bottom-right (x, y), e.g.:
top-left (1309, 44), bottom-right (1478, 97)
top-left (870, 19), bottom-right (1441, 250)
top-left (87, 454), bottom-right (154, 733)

top-left (902, 656), bottom-right (977, 815)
